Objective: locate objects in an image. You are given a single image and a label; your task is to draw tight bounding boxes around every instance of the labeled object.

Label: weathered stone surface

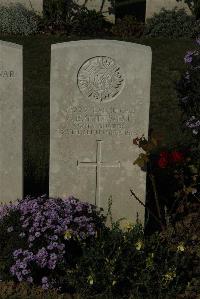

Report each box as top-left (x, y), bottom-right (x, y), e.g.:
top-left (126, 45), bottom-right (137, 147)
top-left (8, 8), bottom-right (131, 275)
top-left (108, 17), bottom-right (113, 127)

top-left (146, 0), bottom-right (191, 19)
top-left (50, 40), bottom-right (152, 223)
top-left (0, 41), bottom-right (23, 203)
top-left (0, 0), bottom-right (43, 14)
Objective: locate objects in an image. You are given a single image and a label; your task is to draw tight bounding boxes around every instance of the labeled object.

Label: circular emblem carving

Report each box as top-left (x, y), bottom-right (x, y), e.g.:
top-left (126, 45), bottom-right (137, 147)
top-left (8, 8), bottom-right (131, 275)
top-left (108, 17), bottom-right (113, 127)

top-left (77, 56), bottom-right (125, 103)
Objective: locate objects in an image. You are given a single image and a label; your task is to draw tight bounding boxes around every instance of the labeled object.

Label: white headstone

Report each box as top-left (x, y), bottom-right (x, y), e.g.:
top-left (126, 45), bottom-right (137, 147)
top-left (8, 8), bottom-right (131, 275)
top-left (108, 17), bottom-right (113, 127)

top-left (146, 0), bottom-right (191, 20)
top-left (0, 0), bottom-right (43, 15)
top-left (0, 41), bottom-right (23, 203)
top-left (50, 40), bottom-right (152, 223)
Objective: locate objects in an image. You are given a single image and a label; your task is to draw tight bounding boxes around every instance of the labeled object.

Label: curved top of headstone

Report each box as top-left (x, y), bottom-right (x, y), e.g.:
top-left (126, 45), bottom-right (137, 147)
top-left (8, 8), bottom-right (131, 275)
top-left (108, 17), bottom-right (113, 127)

top-left (0, 40), bottom-right (22, 50)
top-left (51, 39), bottom-right (151, 54)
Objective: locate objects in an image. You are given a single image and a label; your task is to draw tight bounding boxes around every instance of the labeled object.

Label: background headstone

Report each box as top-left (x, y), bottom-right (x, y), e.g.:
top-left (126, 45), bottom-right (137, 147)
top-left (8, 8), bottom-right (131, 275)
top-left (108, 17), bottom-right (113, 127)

top-left (145, 0), bottom-right (191, 20)
top-left (0, 0), bottom-right (43, 15)
top-left (0, 41), bottom-right (23, 203)
top-left (50, 40), bottom-right (152, 223)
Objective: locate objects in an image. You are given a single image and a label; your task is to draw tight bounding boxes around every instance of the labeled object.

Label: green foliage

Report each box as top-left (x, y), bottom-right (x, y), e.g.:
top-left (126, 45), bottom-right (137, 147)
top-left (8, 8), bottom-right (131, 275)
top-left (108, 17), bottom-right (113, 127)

top-left (0, 209), bottom-right (27, 282)
top-left (111, 15), bottom-right (144, 38)
top-left (42, 0), bottom-right (112, 35)
top-left (144, 8), bottom-right (200, 38)
top-left (71, 9), bottom-right (112, 37)
top-left (65, 222), bottom-right (197, 299)
top-left (0, 3), bottom-right (39, 35)
top-left (42, 0), bottom-right (81, 33)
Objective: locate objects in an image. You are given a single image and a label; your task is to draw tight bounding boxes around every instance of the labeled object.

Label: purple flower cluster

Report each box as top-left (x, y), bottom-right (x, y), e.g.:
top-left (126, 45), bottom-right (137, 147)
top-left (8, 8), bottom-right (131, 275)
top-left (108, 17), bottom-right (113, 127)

top-left (184, 39), bottom-right (200, 66)
top-left (10, 249), bottom-right (34, 283)
top-left (184, 51), bottom-right (195, 64)
top-left (185, 116), bottom-right (200, 135)
top-left (177, 39), bottom-right (200, 137)
top-left (41, 276), bottom-right (49, 289)
top-left (0, 195), bottom-right (102, 289)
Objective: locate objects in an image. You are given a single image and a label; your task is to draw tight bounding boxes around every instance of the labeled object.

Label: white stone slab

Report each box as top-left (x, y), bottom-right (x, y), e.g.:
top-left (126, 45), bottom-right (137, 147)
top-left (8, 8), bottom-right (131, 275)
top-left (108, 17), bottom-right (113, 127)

top-left (0, 0), bottom-right (43, 15)
top-left (0, 41), bottom-right (23, 203)
top-left (146, 0), bottom-right (191, 19)
top-left (50, 40), bottom-right (152, 223)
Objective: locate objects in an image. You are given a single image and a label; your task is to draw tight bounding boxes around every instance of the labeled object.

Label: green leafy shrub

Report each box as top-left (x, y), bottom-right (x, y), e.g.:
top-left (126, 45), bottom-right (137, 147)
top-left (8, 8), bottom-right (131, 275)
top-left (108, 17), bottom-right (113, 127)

top-left (71, 8), bottom-right (112, 37)
top-left (42, 0), bottom-right (81, 33)
top-left (65, 220), bottom-right (197, 299)
top-left (41, 1), bottom-right (112, 36)
top-left (111, 15), bottom-right (145, 38)
top-left (0, 3), bottom-right (39, 35)
top-left (144, 8), bottom-right (200, 38)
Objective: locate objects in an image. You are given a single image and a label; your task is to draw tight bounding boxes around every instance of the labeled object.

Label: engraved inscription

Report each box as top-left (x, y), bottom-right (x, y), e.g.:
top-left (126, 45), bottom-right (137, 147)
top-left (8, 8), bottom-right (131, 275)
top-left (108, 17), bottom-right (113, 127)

top-left (59, 105), bottom-right (135, 136)
top-left (77, 56), bottom-right (125, 103)
top-left (0, 62), bottom-right (15, 78)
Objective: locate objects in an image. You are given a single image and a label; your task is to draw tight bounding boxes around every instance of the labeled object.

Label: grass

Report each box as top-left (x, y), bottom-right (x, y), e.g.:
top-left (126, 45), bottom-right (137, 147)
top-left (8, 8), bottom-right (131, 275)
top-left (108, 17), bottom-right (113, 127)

top-left (0, 35), bottom-right (196, 196)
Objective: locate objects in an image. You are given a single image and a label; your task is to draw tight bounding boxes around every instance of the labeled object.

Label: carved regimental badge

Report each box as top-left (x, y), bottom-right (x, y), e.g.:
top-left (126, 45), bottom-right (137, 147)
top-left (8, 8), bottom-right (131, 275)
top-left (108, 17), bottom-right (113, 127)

top-left (77, 56), bottom-right (125, 103)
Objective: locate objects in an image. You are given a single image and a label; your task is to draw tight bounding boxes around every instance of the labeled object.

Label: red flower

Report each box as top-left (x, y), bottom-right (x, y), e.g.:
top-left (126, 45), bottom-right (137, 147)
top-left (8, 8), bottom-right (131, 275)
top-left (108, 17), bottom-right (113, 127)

top-left (158, 151), bottom-right (169, 168)
top-left (171, 151), bottom-right (184, 163)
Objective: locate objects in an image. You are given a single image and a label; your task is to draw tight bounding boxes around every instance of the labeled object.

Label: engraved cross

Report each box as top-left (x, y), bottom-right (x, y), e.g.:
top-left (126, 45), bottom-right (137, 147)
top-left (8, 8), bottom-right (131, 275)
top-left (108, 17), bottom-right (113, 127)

top-left (77, 140), bottom-right (120, 207)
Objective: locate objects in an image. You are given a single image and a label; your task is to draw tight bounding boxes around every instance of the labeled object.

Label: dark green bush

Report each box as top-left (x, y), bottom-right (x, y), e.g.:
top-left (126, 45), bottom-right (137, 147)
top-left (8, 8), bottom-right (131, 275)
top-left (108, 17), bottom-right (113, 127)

top-left (70, 8), bottom-right (112, 37)
top-left (144, 8), bottom-right (200, 38)
top-left (41, 0), bottom-right (112, 36)
top-left (65, 221), bottom-right (197, 299)
top-left (42, 0), bottom-right (80, 33)
top-left (111, 15), bottom-right (145, 38)
top-left (0, 3), bottom-right (39, 35)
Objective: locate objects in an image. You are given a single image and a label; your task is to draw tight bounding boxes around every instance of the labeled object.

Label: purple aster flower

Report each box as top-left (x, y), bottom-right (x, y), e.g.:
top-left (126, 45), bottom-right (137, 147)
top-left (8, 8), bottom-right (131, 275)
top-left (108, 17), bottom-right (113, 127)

top-left (7, 226), bottom-right (13, 233)
top-left (19, 262), bottom-right (27, 269)
top-left (42, 276), bottom-right (48, 284)
top-left (22, 269), bottom-right (29, 275)
top-left (19, 232), bottom-right (25, 238)
top-left (193, 129), bottom-right (199, 135)
top-left (35, 232), bottom-right (41, 238)
top-left (186, 116), bottom-right (200, 128)
top-left (28, 235), bottom-right (35, 242)
top-left (196, 37), bottom-right (200, 46)
top-left (42, 283), bottom-right (49, 290)
top-left (47, 243), bottom-right (54, 251)
top-left (185, 71), bottom-right (190, 80)
top-left (181, 96), bottom-right (189, 103)
top-left (184, 51), bottom-right (194, 64)
top-left (13, 249), bottom-right (22, 258)
top-left (41, 277), bottom-right (50, 289)
top-left (48, 259), bottom-right (56, 269)
top-left (27, 276), bottom-right (33, 283)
